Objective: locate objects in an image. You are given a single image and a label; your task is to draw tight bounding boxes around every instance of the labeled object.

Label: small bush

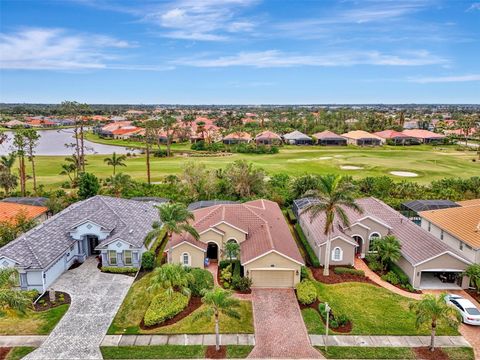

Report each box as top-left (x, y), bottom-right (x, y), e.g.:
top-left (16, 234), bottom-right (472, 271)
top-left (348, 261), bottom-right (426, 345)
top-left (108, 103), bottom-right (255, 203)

top-left (220, 264), bottom-right (233, 288)
top-left (101, 266), bottom-right (138, 274)
top-left (330, 320), bottom-right (339, 329)
top-left (25, 289), bottom-right (40, 302)
top-left (188, 268), bottom-right (214, 297)
top-left (232, 276), bottom-right (252, 292)
top-left (381, 271), bottom-right (400, 285)
top-left (300, 266), bottom-right (309, 281)
top-left (153, 149), bottom-right (168, 157)
top-left (143, 291), bottom-right (189, 326)
top-left (219, 260), bottom-right (230, 270)
top-left (390, 263), bottom-right (410, 285)
top-left (142, 251), bottom-right (155, 271)
top-left (337, 314), bottom-right (349, 326)
top-left (333, 267), bottom-right (365, 277)
top-left (295, 223), bottom-right (320, 267)
top-left (296, 280), bottom-right (317, 305)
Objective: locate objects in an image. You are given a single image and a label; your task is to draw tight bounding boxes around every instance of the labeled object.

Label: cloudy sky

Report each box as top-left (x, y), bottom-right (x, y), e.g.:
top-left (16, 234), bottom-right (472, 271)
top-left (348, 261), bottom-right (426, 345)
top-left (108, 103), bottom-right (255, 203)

top-left (1, 0), bottom-right (479, 104)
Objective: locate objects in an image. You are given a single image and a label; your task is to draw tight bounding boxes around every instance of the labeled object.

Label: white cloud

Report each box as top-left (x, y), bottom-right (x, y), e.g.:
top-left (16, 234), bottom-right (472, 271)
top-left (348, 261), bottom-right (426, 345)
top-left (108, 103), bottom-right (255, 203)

top-left (408, 74), bottom-right (480, 83)
top-left (175, 49), bottom-right (448, 68)
top-left (466, 2), bottom-right (480, 11)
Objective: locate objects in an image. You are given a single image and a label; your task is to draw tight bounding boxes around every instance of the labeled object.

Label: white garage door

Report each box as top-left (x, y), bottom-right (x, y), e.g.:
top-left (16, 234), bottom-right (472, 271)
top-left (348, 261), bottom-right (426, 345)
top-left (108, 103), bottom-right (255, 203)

top-left (250, 269), bottom-right (295, 288)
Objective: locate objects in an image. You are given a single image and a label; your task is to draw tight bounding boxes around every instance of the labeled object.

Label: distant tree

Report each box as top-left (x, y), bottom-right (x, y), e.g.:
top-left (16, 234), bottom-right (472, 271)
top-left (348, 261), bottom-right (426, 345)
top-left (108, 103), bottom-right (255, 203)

top-left (144, 120), bottom-right (158, 184)
top-left (0, 172), bottom-right (17, 196)
top-left (12, 131), bottom-right (28, 196)
top-left (225, 160), bottom-right (265, 198)
top-left (104, 173), bottom-right (132, 197)
top-left (23, 129), bottom-right (40, 193)
top-left (103, 152), bottom-right (127, 175)
top-left (0, 154), bottom-right (16, 174)
top-left (77, 172), bottom-right (100, 199)
top-left (458, 117), bottom-right (477, 146)
top-left (160, 115), bottom-right (177, 157)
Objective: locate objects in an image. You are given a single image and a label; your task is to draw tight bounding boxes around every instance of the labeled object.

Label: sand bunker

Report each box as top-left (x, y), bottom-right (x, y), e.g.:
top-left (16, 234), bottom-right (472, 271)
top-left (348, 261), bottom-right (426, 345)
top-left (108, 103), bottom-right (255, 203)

top-left (317, 156), bottom-right (333, 160)
top-left (390, 171), bottom-right (418, 177)
top-left (340, 165), bottom-right (363, 170)
top-left (286, 158), bottom-right (309, 162)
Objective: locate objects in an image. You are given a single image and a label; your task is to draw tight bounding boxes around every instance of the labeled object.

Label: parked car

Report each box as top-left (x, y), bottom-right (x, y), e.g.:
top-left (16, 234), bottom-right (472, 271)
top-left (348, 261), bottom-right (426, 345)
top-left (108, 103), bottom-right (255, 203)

top-left (444, 294), bottom-right (480, 326)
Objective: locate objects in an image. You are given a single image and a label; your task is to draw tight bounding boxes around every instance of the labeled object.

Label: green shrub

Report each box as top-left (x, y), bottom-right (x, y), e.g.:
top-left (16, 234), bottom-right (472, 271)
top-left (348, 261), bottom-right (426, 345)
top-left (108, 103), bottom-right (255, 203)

top-left (337, 314), bottom-right (349, 326)
top-left (143, 291), bottom-right (189, 326)
top-left (101, 266), bottom-right (138, 274)
top-left (25, 289), bottom-right (40, 302)
top-left (220, 264), bottom-right (233, 288)
top-left (296, 280), bottom-right (317, 305)
top-left (300, 266), bottom-right (309, 281)
top-left (333, 267), bottom-right (365, 276)
top-left (232, 276), bottom-right (252, 292)
top-left (149, 229), bottom-right (168, 254)
top-left (295, 223), bottom-right (320, 267)
top-left (381, 271), bottom-right (400, 285)
top-left (188, 268), bottom-right (214, 297)
top-left (365, 255), bottom-right (383, 272)
top-left (219, 260), bottom-right (230, 270)
top-left (153, 149), bottom-right (168, 157)
top-left (330, 320), bottom-right (339, 329)
top-left (233, 260), bottom-right (242, 278)
top-left (141, 251), bottom-right (155, 271)
top-left (390, 263), bottom-right (410, 285)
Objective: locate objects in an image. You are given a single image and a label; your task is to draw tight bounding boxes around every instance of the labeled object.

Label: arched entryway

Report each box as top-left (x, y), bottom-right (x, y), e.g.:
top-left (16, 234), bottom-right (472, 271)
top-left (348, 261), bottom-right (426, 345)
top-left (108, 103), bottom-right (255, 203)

top-left (207, 242), bottom-right (218, 260)
top-left (352, 235), bottom-right (364, 257)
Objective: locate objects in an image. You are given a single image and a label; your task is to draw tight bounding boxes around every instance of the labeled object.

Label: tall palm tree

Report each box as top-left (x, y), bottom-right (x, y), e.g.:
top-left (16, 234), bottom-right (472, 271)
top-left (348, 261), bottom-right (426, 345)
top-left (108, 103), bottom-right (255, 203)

top-left (24, 129), bottom-right (40, 193)
top-left (103, 152), bottom-right (127, 175)
top-left (409, 294), bottom-right (461, 351)
top-left (301, 174), bottom-right (363, 276)
top-left (0, 268), bottom-right (32, 313)
top-left (153, 203), bottom-right (199, 263)
top-left (148, 263), bottom-right (194, 297)
top-left (194, 287), bottom-right (241, 351)
top-left (371, 235), bottom-right (402, 271)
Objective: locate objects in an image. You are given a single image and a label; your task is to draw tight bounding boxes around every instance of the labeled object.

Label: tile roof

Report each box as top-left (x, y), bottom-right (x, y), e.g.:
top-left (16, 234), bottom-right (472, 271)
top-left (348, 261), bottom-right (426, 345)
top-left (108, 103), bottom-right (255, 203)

top-left (283, 130), bottom-right (312, 141)
top-left (0, 203), bottom-right (48, 224)
top-left (255, 130), bottom-right (282, 140)
top-left (457, 199), bottom-right (480, 207)
top-left (374, 130), bottom-right (412, 139)
top-left (311, 130), bottom-right (344, 140)
top-left (419, 205), bottom-right (480, 249)
top-left (223, 132), bottom-right (252, 141)
top-left (170, 200), bottom-right (304, 265)
top-left (295, 197), bottom-right (469, 266)
top-left (402, 129), bottom-right (445, 139)
top-left (341, 130), bottom-right (383, 140)
top-left (0, 196), bottom-right (160, 269)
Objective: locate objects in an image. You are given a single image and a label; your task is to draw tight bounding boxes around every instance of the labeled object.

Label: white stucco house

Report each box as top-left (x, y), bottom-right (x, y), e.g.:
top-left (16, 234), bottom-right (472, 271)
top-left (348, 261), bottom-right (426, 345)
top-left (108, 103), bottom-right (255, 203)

top-left (0, 196), bottom-right (161, 292)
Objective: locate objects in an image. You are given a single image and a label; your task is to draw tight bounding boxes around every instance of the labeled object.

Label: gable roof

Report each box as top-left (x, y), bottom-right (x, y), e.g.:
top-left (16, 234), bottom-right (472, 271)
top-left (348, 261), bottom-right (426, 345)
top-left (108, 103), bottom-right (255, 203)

top-left (341, 130), bottom-right (383, 140)
top-left (402, 129), bottom-right (445, 139)
top-left (255, 130), bottom-right (282, 140)
top-left (312, 130), bottom-right (345, 140)
top-left (223, 132), bottom-right (252, 141)
top-left (374, 130), bottom-right (412, 139)
top-left (0, 196), bottom-right (160, 269)
top-left (0, 202), bottom-right (48, 224)
top-left (283, 130), bottom-right (312, 141)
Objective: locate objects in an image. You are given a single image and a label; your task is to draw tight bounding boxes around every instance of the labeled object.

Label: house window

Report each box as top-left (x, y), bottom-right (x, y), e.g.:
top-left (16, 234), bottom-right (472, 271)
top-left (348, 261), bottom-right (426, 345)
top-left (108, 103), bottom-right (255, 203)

top-left (368, 233), bottom-right (381, 252)
top-left (459, 242), bottom-right (464, 251)
top-left (332, 247), bottom-right (343, 261)
top-left (181, 253), bottom-right (190, 266)
top-left (108, 250), bottom-right (117, 265)
top-left (124, 250), bottom-right (132, 266)
top-left (440, 230), bottom-right (444, 240)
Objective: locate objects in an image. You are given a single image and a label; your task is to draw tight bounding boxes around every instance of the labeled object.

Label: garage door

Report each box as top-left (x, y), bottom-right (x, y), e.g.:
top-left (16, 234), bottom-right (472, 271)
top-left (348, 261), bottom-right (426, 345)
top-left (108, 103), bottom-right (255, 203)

top-left (250, 269), bottom-right (295, 288)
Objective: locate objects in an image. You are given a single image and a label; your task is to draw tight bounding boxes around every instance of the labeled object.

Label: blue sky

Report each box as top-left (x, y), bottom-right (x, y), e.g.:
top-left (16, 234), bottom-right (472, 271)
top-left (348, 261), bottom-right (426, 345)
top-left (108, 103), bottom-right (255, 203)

top-left (1, 0), bottom-right (479, 104)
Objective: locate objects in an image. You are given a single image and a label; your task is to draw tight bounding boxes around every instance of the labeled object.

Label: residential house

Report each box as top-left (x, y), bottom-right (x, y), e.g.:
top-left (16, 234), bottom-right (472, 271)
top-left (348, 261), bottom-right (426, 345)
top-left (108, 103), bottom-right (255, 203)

top-left (1, 197), bottom-right (48, 207)
top-left (312, 131), bottom-right (347, 146)
top-left (167, 200), bottom-right (304, 288)
top-left (0, 196), bottom-right (160, 292)
top-left (3, 120), bottom-right (28, 128)
top-left (26, 119), bottom-right (56, 128)
top-left (255, 130), bottom-right (282, 145)
top-left (0, 202), bottom-right (48, 225)
top-left (111, 126), bottom-right (143, 139)
top-left (222, 132), bottom-right (252, 145)
top-left (98, 121), bottom-right (133, 137)
top-left (402, 129), bottom-right (446, 144)
top-left (374, 130), bottom-right (420, 145)
top-left (283, 130), bottom-right (313, 145)
top-left (293, 197), bottom-right (471, 290)
top-left (341, 130), bottom-right (384, 146)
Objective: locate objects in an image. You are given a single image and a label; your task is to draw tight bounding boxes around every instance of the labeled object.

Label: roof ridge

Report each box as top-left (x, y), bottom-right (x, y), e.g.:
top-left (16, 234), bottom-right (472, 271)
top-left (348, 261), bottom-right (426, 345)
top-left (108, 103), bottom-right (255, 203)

top-left (194, 205), bottom-right (222, 227)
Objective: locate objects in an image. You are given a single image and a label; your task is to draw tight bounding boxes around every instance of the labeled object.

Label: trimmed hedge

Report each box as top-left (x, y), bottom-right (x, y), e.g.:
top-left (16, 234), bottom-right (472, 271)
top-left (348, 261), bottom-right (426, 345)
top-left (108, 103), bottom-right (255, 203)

top-left (333, 267), bottom-right (365, 277)
top-left (296, 280), bottom-right (317, 305)
top-left (149, 228), bottom-right (168, 254)
top-left (294, 223), bottom-right (320, 267)
top-left (143, 291), bottom-right (189, 326)
top-left (101, 266), bottom-right (138, 274)
top-left (141, 251), bottom-right (155, 271)
top-left (389, 263), bottom-right (410, 285)
top-left (188, 268), bottom-right (214, 297)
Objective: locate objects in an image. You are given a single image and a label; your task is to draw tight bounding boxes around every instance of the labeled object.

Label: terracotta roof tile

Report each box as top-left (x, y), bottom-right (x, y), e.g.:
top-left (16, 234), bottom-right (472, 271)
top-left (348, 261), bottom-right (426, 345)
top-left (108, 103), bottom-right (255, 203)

top-left (0, 203), bottom-right (47, 224)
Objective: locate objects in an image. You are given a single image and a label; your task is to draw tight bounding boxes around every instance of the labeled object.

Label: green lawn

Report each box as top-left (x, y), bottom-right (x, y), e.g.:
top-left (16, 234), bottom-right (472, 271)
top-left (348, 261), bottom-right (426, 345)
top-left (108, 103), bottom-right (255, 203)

top-left (26, 142), bottom-right (479, 189)
top-left (5, 347), bottom-right (36, 360)
top-left (302, 281), bottom-right (458, 336)
top-left (316, 346), bottom-right (474, 359)
top-left (100, 345), bottom-right (253, 359)
top-left (108, 272), bottom-right (254, 335)
top-left (0, 304), bottom-right (69, 335)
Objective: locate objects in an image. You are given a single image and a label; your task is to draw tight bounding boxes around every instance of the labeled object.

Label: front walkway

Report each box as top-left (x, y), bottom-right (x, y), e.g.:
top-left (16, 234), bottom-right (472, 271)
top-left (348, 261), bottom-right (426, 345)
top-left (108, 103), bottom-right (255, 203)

top-left (309, 335), bottom-right (470, 347)
top-left (248, 289), bottom-right (322, 359)
top-left (24, 257), bottom-right (134, 360)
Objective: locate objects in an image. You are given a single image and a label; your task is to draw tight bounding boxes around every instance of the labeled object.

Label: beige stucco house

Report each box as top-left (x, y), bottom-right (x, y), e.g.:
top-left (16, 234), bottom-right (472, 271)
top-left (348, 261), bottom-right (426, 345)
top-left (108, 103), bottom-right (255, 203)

top-left (167, 199), bottom-right (304, 288)
top-left (294, 197), bottom-right (471, 290)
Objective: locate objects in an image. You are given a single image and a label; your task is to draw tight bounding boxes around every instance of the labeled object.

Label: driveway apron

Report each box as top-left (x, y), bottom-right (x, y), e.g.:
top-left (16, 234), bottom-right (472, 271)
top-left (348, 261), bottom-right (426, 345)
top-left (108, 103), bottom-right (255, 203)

top-left (24, 257), bottom-right (134, 360)
top-left (248, 289), bottom-right (323, 359)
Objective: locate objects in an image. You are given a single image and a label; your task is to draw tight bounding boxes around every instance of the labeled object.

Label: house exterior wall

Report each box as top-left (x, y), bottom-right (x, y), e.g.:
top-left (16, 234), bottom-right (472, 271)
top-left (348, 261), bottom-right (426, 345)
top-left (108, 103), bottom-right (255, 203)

top-left (100, 240), bottom-right (143, 268)
top-left (396, 256), bottom-right (416, 285)
top-left (44, 255), bottom-right (66, 289)
top-left (244, 252), bottom-right (301, 286)
top-left (196, 223), bottom-right (246, 260)
top-left (170, 243), bottom-right (205, 268)
top-left (25, 271), bottom-right (43, 292)
top-left (318, 238), bottom-right (356, 266)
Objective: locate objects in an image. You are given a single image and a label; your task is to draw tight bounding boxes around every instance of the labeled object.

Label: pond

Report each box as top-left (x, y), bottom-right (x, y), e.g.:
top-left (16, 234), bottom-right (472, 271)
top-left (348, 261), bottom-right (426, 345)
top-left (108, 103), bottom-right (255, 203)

top-left (0, 129), bottom-right (139, 156)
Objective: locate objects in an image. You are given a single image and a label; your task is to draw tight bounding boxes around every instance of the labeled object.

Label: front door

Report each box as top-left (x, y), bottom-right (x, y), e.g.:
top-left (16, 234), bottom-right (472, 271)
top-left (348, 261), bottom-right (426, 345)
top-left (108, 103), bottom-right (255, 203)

top-left (87, 235), bottom-right (100, 255)
top-left (207, 243), bottom-right (218, 260)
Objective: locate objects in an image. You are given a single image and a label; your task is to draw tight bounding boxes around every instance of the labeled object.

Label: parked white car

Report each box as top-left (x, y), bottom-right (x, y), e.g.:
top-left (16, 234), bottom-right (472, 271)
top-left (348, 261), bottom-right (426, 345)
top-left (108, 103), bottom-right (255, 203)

top-left (444, 294), bottom-right (480, 326)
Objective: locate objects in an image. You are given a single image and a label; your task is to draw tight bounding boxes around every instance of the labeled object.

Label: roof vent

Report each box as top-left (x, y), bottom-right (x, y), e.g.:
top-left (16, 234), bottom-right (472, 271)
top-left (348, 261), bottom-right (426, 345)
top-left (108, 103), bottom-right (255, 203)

top-left (129, 229), bottom-right (134, 234)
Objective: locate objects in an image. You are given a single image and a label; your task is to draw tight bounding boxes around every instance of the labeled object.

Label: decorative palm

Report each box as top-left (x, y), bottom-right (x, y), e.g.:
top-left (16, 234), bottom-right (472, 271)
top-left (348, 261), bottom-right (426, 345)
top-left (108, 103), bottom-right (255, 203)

top-left (0, 154), bottom-right (16, 174)
top-left (371, 235), bottom-right (402, 271)
top-left (0, 268), bottom-right (32, 313)
top-left (103, 152), bottom-right (127, 175)
top-left (301, 174), bottom-right (363, 276)
top-left (156, 203), bottom-right (199, 263)
top-left (464, 264), bottom-right (480, 294)
top-left (105, 173), bottom-right (131, 197)
top-left (59, 163), bottom-right (76, 183)
top-left (409, 294), bottom-right (461, 351)
top-left (148, 263), bottom-right (194, 297)
top-left (194, 287), bottom-right (241, 351)
top-left (224, 241), bottom-right (240, 263)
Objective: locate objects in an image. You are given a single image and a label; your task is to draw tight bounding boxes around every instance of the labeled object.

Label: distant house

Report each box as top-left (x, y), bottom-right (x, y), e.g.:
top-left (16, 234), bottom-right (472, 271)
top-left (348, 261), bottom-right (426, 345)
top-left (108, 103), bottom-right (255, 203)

top-left (1, 197), bottom-right (48, 207)
top-left (341, 130), bottom-right (384, 146)
top-left (111, 126), bottom-right (142, 140)
top-left (312, 130), bottom-right (347, 146)
top-left (0, 202), bottom-right (48, 225)
top-left (374, 130), bottom-right (419, 145)
top-left (98, 121), bottom-right (133, 138)
top-left (255, 130), bottom-right (282, 145)
top-left (282, 130), bottom-right (313, 145)
top-left (26, 119), bottom-right (56, 128)
top-left (222, 132), bottom-right (252, 145)
top-left (3, 120), bottom-right (28, 128)
top-left (403, 120), bottom-right (419, 129)
top-left (402, 129), bottom-right (445, 144)
top-left (110, 116), bottom-right (127, 122)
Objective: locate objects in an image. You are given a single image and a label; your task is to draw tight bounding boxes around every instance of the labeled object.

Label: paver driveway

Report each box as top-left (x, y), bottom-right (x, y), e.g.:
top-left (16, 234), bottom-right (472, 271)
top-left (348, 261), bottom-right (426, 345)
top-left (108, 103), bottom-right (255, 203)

top-left (248, 289), bottom-right (323, 359)
top-left (25, 257), bottom-right (134, 360)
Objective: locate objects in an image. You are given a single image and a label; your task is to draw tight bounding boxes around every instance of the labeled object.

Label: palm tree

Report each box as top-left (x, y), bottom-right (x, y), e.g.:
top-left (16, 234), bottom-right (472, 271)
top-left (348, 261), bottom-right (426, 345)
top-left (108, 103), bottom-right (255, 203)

top-left (24, 129), bottom-right (40, 193)
top-left (301, 174), bottom-right (363, 276)
top-left (103, 152), bottom-right (127, 175)
top-left (371, 235), bottom-right (402, 271)
top-left (59, 163), bottom-right (76, 183)
top-left (194, 287), bottom-right (241, 351)
top-left (464, 264), bottom-right (480, 294)
top-left (152, 203), bottom-right (199, 263)
top-left (224, 241), bottom-right (240, 263)
top-left (0, 154), bottom-right (16, 174)
top-left (409, 294), bottom-right (461, 351)
top-left (12, 131), bottom-right (28, 196)
top-left (148, 263), bottom-right (194, 297)
top-left (0, 268), bottom-right (32, 313)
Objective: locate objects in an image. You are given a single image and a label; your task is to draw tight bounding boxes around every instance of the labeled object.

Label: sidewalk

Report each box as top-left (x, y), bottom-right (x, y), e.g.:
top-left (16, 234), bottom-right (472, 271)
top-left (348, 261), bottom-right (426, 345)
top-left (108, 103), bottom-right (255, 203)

top-left (309, 335), bottom-right (471, 348)
top-left (0, 336), bottom-right (47, 347)
top-left (101, 334), bottom-right (256, 347)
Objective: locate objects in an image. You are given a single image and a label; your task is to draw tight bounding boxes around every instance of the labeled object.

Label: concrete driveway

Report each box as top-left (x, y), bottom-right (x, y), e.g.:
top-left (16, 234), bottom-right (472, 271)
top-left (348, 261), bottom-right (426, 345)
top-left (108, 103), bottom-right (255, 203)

top-left (25, 257), bottom-right (134, 360)
top-left (248, 289), bottom-right (322, 359)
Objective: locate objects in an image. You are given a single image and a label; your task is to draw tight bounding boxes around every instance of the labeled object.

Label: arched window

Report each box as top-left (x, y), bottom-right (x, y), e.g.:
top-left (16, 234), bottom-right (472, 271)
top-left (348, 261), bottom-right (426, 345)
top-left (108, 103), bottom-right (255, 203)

top-left (368, 232), bottom-right (381, 252)
top-left (331, 247), bottom-right (343, 261)
top-left (181, 252), bottom-right (190, 266)
top-left (225, 238), bottom-right (239, 259)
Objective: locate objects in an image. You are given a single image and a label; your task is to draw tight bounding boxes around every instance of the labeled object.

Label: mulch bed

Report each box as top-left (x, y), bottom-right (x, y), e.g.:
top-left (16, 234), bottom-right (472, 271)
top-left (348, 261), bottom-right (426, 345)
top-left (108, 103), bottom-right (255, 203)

top-left (413, 347), bottom-right (448, 360)
top-left (139, 296), bottom-right (203, 330)
top-left (298, 299), bottom-right (320, 310)
top-left (33, 291), bottom-right (71, 312)
top-left (310, 266), bottom-right (379, 286)
top-left (465, 289), bottom-right (480, 304)
top-left (205, 345), bottom-right (226, 359)
top-left (0, 347), bottom-right (11, 360)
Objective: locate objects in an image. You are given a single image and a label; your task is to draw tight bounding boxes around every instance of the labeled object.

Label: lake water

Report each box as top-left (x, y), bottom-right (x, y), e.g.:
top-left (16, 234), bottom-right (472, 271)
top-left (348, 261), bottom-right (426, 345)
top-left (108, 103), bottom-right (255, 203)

top-left (0, 129), bottom-right (139, 156)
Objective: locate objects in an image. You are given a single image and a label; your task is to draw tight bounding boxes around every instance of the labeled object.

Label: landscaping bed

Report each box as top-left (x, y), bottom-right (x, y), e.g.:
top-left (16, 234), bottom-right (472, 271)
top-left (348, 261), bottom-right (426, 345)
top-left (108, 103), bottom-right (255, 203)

top-left (310, 266), bottom-right (378, 286)
top-left (316, 346), bottom-right (474, 359)
top-left (33, 291), bottom-right (71, 312)
top-left (139, 297), bottom-right (202, 330)
top-left (465, 289), bottom-right (480, 304)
